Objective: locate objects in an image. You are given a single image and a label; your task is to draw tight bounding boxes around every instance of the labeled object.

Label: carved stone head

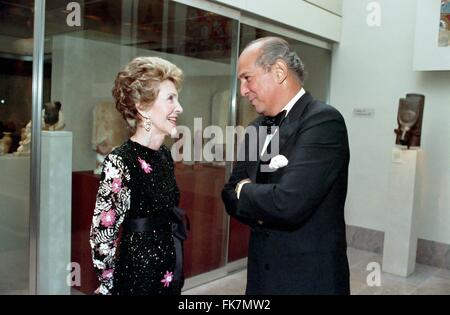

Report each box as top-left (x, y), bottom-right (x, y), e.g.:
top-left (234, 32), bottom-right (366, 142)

top-left (394, 94), bottom-right (425, 148)
top-left (43, 101), bottom-right (62, 126)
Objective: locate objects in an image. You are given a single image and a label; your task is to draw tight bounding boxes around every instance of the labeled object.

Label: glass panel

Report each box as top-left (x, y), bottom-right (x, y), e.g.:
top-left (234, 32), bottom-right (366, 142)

top-left (42, 0), bottom-right (237, 294)
top-left (0, 0), bottom-right (37, 295)
top-left (228, 23), bottom-right (332, 262)
top-left (440, 0), bottom-right (450, 47)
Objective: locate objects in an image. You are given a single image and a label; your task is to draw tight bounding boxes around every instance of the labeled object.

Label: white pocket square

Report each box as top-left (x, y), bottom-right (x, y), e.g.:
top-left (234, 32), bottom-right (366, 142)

top-left (268, 154), bottom-right (289, 170)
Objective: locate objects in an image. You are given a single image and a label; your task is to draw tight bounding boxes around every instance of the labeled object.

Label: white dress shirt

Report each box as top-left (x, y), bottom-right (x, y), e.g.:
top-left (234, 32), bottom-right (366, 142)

top-left (260, 88), bottom-right (305, 157)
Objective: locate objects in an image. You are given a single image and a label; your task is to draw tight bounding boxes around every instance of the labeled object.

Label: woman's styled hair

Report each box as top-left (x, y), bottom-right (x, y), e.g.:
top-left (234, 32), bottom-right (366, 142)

top-left (112, 56), bottom-right (184, 129)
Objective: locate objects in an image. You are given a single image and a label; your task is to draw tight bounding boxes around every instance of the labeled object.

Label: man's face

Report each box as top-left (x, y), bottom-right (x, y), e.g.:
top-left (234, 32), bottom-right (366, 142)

top-left (238, 47), bottom-right (278, 116)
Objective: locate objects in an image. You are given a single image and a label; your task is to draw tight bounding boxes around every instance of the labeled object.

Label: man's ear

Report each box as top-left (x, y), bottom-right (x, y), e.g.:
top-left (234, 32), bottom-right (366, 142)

top-left (273, 60), bottom-right (288, 84)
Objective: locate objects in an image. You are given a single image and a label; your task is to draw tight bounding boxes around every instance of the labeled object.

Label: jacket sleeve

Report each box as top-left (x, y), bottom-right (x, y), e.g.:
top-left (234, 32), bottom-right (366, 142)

top-left (89, 154), bottom-right (131, 295)
top-left (221, 131), bottom-right (258, 227)
top-left (236, 108), bottom-right (349, 228)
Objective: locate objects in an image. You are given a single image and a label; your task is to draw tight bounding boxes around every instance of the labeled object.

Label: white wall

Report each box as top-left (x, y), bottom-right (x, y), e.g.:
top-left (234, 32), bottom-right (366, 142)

top-left (331, 0), bottom-right (450, 244)
top-left (304, 0), bottom-right (343, 16)
top-left (211, 0), bottom-right (342, 42)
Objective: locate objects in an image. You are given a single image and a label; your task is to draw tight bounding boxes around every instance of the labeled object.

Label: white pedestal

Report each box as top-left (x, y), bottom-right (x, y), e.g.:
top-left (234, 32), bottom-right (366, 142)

top-left (38, 131), bottom-right (72, 294)
top-left (382, 147), bottom-right (422, 277)
top-left (0, 155), bottom-right (30, 293)
top-left (0, 155), bottom-right (30, 251)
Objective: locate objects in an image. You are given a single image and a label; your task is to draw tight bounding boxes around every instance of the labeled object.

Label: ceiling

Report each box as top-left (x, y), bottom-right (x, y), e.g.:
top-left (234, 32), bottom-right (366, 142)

top-left (0, 0), bottom-right (234, 62)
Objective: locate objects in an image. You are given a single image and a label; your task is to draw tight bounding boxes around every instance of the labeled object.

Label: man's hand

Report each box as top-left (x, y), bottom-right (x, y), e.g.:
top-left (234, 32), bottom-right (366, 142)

top-left (235, 178), bottom-right (252, 199)
top-left (235, 178), bottom-right (263, 225)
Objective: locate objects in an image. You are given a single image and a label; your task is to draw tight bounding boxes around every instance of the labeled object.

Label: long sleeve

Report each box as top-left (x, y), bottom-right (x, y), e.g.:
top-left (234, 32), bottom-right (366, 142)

top-left (222, 160), bottom-right (252, 223)
top-left (221, 130), bottom-right (258, 227)
top-left (89, 153), bottom-right (131, 295)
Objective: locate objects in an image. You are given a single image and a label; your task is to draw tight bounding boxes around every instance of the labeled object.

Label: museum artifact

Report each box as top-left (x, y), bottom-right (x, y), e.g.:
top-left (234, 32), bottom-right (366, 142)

top-left (0, 131), bottom-right (13, 155)
top-left (14, 121), bottom-right (31, 156)
top-left (42, 101), bottom-right (66, 131)
top-left (92, 101), bottom-right (129, 174)
top-left (394, 93), bottom-right (425, 149)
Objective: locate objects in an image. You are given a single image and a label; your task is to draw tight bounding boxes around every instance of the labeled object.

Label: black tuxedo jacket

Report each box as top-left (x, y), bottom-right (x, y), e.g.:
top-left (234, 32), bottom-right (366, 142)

top-left (222, 92), bottom-right (350, 295)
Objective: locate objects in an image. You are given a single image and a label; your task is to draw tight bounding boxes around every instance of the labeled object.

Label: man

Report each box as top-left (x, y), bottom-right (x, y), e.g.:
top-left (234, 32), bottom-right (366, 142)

top-left (221, 37), bottom-right (350, 295)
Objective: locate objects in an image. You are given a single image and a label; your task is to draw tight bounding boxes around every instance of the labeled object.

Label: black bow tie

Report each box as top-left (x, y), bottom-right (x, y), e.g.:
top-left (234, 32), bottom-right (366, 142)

top-left (261, 110), bottom-right (286, 134)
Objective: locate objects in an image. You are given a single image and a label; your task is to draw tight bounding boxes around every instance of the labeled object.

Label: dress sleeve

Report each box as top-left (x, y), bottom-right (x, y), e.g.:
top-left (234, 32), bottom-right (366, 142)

top-left (89, 153), bottom-right (131, 295)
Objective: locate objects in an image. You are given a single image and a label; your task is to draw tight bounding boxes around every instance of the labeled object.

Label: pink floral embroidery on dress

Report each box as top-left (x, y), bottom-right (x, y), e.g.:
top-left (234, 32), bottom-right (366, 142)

top-left (111, 178), bottom-right (122, 193)
top-left (102, 269), bottom-right (114, 280)
top-left (100, 209), bottom-right (116, 227)
top-left (161, 271), bottom-right (173, 287)
top-left (138, 157), bottom-right (153, 174)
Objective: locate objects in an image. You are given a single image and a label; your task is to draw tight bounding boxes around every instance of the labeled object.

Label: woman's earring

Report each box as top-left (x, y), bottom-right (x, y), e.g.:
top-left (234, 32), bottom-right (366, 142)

top-left (143, 116), bottom-right (152, 132)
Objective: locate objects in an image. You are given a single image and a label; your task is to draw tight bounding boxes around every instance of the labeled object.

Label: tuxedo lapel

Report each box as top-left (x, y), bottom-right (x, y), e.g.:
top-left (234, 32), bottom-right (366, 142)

top-left (246, 91), bottom-right (313, 182)
top-left (278, 91), bottom-right (313, 151)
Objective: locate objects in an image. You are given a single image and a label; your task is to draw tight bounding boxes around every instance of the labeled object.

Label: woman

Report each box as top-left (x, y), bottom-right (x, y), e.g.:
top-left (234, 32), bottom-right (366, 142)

top-left (90, 56), bottom-right (184, 295)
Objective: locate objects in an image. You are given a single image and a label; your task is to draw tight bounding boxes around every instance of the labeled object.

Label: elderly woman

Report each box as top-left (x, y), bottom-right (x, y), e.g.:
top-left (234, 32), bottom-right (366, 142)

top-left (90, 57), bottom-right (184, 295)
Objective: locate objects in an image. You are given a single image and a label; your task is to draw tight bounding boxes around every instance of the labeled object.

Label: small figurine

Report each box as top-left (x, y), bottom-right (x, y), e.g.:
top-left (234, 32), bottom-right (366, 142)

top-left (0, 131), bottom-right (13, 155)
top-left (92, 101), bottom-right (129, 174)
top-left (14, 121), bottom-right (31, 156)
top-left (42, 101), bottom-right (66, 131)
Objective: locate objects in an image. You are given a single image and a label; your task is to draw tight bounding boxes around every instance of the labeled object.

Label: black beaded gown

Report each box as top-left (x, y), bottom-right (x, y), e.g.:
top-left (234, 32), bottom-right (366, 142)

top-left (89, 139), bottom-right (182, 295)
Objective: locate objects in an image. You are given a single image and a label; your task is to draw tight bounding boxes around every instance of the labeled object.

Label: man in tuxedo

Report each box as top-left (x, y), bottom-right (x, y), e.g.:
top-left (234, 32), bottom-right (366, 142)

top-left (221, 37), bottom-right (350, 295)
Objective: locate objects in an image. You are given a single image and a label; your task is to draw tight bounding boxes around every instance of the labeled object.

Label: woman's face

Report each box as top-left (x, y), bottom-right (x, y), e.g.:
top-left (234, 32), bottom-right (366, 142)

top-left (141, 80), bottom-right (183, 137)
